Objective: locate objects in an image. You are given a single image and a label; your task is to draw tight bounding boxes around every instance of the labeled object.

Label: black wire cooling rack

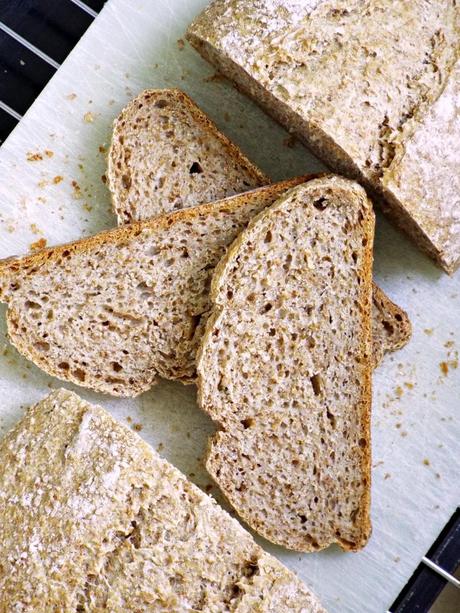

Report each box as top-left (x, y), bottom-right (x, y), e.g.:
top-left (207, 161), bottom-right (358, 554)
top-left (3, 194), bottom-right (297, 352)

top-left (0, 1), bottom-right (459, 611)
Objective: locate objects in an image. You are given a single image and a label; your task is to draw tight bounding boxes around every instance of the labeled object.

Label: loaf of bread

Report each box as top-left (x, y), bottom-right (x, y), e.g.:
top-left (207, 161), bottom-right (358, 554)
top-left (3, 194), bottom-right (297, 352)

top-left (197, 176), bottom-right (374, 551)
top-left (0, 178), bottom-right (409, 397)
top-left (108, 89), bottom-right (268, 224)
top-left (187, 1), bottom-right (460, 273)
top-left (0, 388), bottom-right (325, 611)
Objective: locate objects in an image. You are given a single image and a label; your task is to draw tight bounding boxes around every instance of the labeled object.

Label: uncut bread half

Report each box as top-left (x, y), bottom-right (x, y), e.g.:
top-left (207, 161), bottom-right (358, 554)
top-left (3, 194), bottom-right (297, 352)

top-left (0, 178), bottom-right (409, 397)
top-left (197, 176), bottom-right (374, 551)
top-left (187, 1), bottom-right (460, 273)
top-left (0, 388), bottom-right (325, 611)
top-left (108, 89), bottom-right (268, 224)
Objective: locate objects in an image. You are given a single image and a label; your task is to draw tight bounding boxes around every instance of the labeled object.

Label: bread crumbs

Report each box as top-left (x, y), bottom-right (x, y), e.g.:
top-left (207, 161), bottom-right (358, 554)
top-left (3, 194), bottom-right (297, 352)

top-left (424, 328), bottom-right (433, 335)
top-left (133, 423), bottom-right (143, 432)
top-left (84, 112), bottom-right (95, 123)
top-left (44, 150), bottom-right (54, 158)
top-left (98, 145), bottom-right (107, 153)
top-left (26, 152), bottom-right (43, 162)
top-left (423, 458), bottom-right (430, 466)
top-left (384, 473), bottom-right (391, 480)
top-left (101, 174), bottom-right (107, 184)
top-left (157, 442), bottom-right (164, 452)
top-left (177, 38), bottom-right (185, 50)
top-left (53, 175), bottom-right (63, 184)
top-left (30, 238), bottom-right (47, 251)
top-left (66, 93), bottom-right (77, 100)
top-left (30, 223), bottom-right (40, 235)
top-left (395, 386), bottom-right (404, 397)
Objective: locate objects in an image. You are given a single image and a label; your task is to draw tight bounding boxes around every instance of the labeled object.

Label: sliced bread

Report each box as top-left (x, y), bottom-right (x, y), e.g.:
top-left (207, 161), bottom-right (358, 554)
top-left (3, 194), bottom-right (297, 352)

top-left (187, 1), bottom-right (460, 272)
top-left (197, 176), bottom-right (374, 551)
top-left (0, 178), bottom-right (409, 397)
top-left (0, 388), bottom-right (325, 611)
top-left (108, 89), bottom-right (268, 224)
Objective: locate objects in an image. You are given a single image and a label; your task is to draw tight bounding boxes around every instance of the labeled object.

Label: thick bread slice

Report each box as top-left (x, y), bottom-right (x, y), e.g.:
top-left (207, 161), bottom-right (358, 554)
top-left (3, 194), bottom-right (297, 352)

top-left (197, 176), bottom-right (374, 551)
top-left (108, 89), bottom-right (268, 224)
top-left (0, 388), bottom-right (325, 611)
top-left (0, 178), bottom-right (408, 397)
top-left (187, 1), bottom-right (460, 273)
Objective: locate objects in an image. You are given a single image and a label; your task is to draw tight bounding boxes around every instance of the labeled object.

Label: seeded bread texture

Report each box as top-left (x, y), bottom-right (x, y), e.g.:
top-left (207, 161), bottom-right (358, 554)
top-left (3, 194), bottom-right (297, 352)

top-left (0, 388), bottom-right (325, 611)
top-left (0, 178), bottom-right (408, 397)
top-left (197, 176), bottom-right (374, 551)
top-left (187, 0), bottom-right (460, 272)
top-left (108, 89), bottom-right (268, 224)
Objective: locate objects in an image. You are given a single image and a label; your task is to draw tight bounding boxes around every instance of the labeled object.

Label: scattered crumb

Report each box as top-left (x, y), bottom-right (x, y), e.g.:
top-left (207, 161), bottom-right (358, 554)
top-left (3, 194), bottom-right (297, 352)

top-left (395, 423), bottom-right (402, 429)
top-left (440, 361), bottom-right (449, 375)
top-left (98, 145), bottom-right (107, 153)
top-left (133, 423), bottom-right (143, 432)
top-left (395, 386), bottom-right (404, 397)
top-left (30, 223), bottom-right (40, 235)
top-left (394, 556), bottom-right (400, 563)
top-left (205, 484), bottom-right (213, 493)
top-left (404, 382), bottom-right (414, 389)
top-left (66, 93), bottom-right (77, 100)
top-left (424, 328), bottom-right (433, 336)
top-left (38, 179), bottom-right (48, 188)
top-left (20, 59), bottom-right (25, 66)
top-left (126, 416), bottom-right (132, 423)
top-left (156, 442), bottom-right (164, 452)
top-left (44, 150), bottom-right (54, 158)
top-left (71, 181), bottom-right (82, 199)
top-left (177, 38), bottom-right (185, 50)
top-left (30, 238), bottom-right (47, 251)
top-left (373, 460), bottom-right (384, 468)
top-left (444, 340), bottom-right (455, 348)
top-left (384, 473), bottom-right (391, 480)
top-left (108, 99), bottom-right (115, 106)
top-left (436, 473), bottom-right (441, 479)
top-left (37, 196), bottom-right (47, 204)
top-left (82, 203), bottom-right (93, 212)
top-left (101, 174), bottom-right (107, 184)
top-left (26, 152), bottom-right (43, 162)
top-left (53, 175), bottom-right (63, 184)
top-left (84, 112), bottom-right (95, 123)
top-left (423, 458), bottom-right (430, 466)
top-left (400, 431), bottom-right (408, 437)
top-left (283, 134), bottom-right (297, 148)
top-left (189, 472), bottom-right (195, 478)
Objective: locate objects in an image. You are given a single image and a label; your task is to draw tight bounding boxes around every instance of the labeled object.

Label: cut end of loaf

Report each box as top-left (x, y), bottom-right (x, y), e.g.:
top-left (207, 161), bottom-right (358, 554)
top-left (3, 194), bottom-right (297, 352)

top-left (198, 176), bottom-right (374, 552)
top-left (107, 88), bottom-right (268, 224)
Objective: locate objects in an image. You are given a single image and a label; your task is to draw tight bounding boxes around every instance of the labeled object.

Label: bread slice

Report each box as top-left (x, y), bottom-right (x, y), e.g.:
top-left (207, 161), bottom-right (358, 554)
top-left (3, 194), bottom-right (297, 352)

top-left (0, 178), bottom-right (409, 397)
top-left (187, 2), bottom-right (460, 273)
top-left (108, 89), bottom-right (268, 224)
top-left (197, 176), bottom-right (374, 552)
top-left (0, 388), bottom-right (325, 611)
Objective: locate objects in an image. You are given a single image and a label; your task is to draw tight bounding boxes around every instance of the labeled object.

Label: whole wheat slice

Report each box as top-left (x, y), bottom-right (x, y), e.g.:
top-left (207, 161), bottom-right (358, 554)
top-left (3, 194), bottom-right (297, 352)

top-left (108, 89), bottom-right (268, 224)
top-left (0, 388), bottom-right (325, 611)
top-left (0, 178), bottom-right (409, 397)
top-left (197, 176), bottom-right (374, 552)
top-left (108, 88), bottom-right (410, 363)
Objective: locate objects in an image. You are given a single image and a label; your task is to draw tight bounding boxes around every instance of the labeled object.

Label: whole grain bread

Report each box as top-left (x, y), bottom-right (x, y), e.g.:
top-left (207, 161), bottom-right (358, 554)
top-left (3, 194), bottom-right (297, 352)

top-left (197, 176), bottom-right (374, 551)
top-left (0, 388), bottom-right (325, 611)
top-left (108, 89), bottom-right (268, 224)
top-left (187, 1), bottom-right (460, 273)
top-left (0, 178), bottom-right (409, 397)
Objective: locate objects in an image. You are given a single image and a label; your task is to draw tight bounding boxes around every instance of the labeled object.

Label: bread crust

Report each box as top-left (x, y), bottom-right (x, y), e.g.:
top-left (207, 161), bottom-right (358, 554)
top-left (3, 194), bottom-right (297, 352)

top-left (197, 176), bottom-right (374, 552)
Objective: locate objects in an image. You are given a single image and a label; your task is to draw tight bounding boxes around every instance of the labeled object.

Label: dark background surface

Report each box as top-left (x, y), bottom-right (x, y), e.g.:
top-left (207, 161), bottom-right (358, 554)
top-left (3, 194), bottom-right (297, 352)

top-left (0, 0), bottom-right (105, 144)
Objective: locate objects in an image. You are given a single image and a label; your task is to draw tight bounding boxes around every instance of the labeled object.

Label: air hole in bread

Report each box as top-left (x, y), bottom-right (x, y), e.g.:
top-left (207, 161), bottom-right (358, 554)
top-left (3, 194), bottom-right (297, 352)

top-left (25, 300), bottom-right (41, 310)
top-left (121, 174), bottom-right (132, 190)
top-left (58, 362), bottom-right (69, 370)
top-left (34, 341), bottom-right (50, 352)
top-left (73, 368), bottom-right (86, 382)
top-left (326, 409), bottom-right (336, 428)
top-left (310, 374), bottom-right (322, 395)
top-left (382, 320), bottom-right (394, 335)
top-left (313, 197), bottom-right (327, 210)
top-left (262, 303), bottom-right (273, 313)
top-left (189, 161), bottom-right (203, 174)
top-left (298, 514), bottom-right (308, 524)
top-left (351, 251), bottom-right (358, 264)
top-left (241, 418), bottom-right (254, 429)
top-left (264, 230), bottom-right (272, 243)
top-left (358, 438), bottom-right (367, 448)
top-left (112, 362), bottom-right (123, 372)
top-left (154, 99), bottom-right (168, 108)
top-left (395, 313), bottom-right (403, 322)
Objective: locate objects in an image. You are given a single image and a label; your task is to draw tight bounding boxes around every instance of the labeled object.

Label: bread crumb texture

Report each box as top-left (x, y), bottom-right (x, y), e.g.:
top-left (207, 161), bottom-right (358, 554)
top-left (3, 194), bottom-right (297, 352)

top-left (0, 389), bottom-right (325, 611)
top-left (187, 0), bottom-right (460, 272)
top-left (0, 176), bottom-right (406, 397)
top-left (198, 176), bottom-right (374, 552)
top-left (108, 89), bottom-right (268, 225)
